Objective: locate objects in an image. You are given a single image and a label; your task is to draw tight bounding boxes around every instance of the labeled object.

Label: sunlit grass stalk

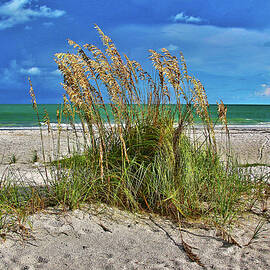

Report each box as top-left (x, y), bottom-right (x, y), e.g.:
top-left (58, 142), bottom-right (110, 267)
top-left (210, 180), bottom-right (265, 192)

top-left (29, 78), bottom-right (49, 180)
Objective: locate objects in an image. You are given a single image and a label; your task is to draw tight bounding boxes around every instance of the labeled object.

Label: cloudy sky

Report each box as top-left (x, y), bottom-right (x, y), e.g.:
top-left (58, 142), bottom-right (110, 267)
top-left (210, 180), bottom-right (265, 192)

top-left (1, 0), bottom-right (270, 104)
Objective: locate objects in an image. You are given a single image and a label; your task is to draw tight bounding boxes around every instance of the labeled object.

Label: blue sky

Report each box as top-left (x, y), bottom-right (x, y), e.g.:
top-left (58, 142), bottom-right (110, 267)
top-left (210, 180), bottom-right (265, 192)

top-left (1, 0), bottom-right (270, 104)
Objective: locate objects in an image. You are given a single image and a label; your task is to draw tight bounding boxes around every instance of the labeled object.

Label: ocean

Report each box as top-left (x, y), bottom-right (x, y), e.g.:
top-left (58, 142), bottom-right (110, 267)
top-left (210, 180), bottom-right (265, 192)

top-left (0, 104), bottom-right (269, 128)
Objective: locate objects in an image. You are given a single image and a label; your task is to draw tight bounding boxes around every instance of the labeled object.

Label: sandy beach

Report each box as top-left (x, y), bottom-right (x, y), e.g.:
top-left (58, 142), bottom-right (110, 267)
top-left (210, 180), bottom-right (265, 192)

top-left (0, 127), bottom-right (269, 269)
top-left (1, 126), bottom-right (270, 184)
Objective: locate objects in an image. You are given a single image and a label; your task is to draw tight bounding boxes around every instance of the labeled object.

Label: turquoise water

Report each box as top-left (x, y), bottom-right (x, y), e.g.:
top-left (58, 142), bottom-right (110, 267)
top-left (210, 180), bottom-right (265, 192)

top-left (0, 104), bottom-right (269, 127)
top-left (0, 104), bottom-right (61, 127)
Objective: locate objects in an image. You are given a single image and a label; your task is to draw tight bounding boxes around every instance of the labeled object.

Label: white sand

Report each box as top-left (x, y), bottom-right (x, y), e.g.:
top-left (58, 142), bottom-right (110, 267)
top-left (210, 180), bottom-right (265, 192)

top-left (0, 127), bottom-right (269, 269)
top-left (0, 205), bottom-right (269, 269)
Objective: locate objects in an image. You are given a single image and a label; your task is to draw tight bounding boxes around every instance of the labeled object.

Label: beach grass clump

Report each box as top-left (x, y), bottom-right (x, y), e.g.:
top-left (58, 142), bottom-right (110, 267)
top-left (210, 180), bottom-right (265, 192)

top-left (41, 25), bottom-right (267, 227)
top-left (0, 177), bottom-right (45, 236)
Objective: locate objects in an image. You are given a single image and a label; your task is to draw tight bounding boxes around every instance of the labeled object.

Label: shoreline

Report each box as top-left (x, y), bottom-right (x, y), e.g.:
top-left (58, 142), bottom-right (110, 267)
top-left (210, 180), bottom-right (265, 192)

top-left (1, 123), bottom-right (270, 130)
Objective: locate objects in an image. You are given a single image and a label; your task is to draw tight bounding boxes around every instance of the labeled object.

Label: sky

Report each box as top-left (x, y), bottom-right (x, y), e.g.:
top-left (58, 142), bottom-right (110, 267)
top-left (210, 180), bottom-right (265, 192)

top-left (1, 0), bottom-right (270, 104)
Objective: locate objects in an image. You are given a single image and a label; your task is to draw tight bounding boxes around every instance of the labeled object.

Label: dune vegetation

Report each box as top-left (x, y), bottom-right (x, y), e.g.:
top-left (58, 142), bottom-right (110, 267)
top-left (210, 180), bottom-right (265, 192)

top-left (0, 26), bottom-right (269, 254)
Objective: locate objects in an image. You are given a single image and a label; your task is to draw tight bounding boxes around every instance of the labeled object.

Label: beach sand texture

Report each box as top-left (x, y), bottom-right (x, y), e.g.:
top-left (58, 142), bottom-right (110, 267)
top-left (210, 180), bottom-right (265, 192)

top-left (0, 127), bottom-right (269, 269)
top-left (0, 205), bottom-right (269, 270)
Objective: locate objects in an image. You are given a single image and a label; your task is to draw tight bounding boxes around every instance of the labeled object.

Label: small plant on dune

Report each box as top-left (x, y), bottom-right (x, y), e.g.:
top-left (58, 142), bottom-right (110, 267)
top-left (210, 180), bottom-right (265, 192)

top-left (31, 150), bottom-right (38, 163)
top-left (0, 176), bottom-right (46, 238)
top-left (9, 154), bottom-right (17, 164)
top-left (245, 219), bottom-right (268, 246)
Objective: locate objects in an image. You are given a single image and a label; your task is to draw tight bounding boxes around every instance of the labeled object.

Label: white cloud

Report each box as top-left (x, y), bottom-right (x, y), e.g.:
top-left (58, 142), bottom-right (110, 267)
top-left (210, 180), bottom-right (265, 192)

top-left (173, 12), bottom-right (202, 24)
top-left (0, 59), bottom-right (23, 86)
top-left (43, 22), bottom-right (54, 27)
top-left (159, 44), bottom-right (179, 52)
top-left (51, 69), bottom-right (61, 76)
top-left (255, 84), bottom-right (270, 96)
top-left (0, 0), bottom-right (65, 30)
top-left (2, 59), bottom-right (18, 82)
top-left (112, 23), bottom-right (270, 78)
top-left (165, 44), bottom-right (179, 51)
top-left (0, 59), bottom-right (60, 93)
top-left (160, 24), bottom-right (270, 76)
top-left (20, 67), bottom-right (41, 75)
